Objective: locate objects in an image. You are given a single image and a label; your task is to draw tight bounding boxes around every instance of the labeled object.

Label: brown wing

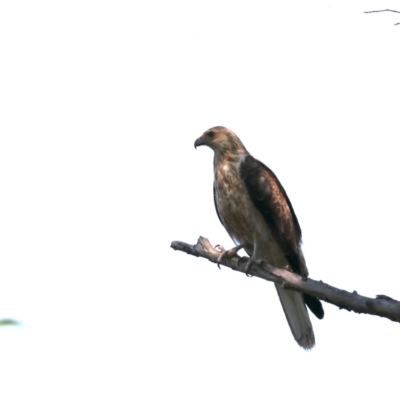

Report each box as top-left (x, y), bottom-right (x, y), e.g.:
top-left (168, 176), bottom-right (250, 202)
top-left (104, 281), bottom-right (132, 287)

top-left (240, 155), bottom-right (324, 319)
top-left (239, 155), bottom-right (304, 274)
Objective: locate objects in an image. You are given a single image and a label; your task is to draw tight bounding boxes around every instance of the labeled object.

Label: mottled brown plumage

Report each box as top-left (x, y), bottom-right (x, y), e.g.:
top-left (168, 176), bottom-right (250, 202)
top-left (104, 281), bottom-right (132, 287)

top-left (195, 126), bottom-right (323, 349)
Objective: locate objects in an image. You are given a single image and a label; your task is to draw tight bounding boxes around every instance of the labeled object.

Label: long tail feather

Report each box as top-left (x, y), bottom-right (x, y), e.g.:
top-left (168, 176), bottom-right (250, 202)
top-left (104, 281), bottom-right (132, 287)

top-left (275, 284), bottom-right (315, 349)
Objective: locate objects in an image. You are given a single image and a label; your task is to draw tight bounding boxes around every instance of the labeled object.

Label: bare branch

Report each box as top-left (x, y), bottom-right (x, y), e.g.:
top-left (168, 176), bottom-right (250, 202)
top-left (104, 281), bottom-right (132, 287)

top-left (364, 9), bottom-right (400, 14)
top-left (171, 237), bottom-right (400, 323)
top-left (364, 9), bottom-right (400, 26)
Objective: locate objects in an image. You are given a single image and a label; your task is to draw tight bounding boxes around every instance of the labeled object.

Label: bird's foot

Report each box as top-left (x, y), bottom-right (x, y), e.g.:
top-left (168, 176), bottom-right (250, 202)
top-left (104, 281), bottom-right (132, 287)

top-left (215, 244), bottom-right (244, 268)
top-left (244, 258), bottom-right (255, 277)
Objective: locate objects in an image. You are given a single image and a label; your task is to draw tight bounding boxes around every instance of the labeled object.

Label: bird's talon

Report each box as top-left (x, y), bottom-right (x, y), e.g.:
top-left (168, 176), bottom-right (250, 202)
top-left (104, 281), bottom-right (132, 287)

top-left (215, 244), bottom-right (225, 253)
top-left (216, 244), bottom-right (244, 268)
top-left (244, 259), bottom-right (255, 277)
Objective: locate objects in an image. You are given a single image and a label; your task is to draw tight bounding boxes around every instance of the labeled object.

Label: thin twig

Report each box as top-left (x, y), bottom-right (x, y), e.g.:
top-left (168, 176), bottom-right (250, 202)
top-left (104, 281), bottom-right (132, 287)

top-left (364, 9), bottom-right (400, 14)
top-left (171, 237), bottom-right (400, 323)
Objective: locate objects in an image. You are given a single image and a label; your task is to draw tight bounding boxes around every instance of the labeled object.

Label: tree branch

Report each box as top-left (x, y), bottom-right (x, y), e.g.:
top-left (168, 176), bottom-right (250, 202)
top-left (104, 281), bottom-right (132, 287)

top-left (171, 236), bottom-right (400, 323)
top-left (364, 9), bottom-right (400, 26)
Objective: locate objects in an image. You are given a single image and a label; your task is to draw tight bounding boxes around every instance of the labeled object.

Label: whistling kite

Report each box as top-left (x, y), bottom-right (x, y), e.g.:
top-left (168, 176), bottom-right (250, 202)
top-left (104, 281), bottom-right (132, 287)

top-left (195, 126), bottom-right (323, 349)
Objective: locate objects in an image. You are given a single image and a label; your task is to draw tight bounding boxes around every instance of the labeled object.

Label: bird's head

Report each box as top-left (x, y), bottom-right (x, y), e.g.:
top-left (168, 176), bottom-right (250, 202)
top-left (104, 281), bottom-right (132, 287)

top-left (194, 126), bottom-right (247, 154)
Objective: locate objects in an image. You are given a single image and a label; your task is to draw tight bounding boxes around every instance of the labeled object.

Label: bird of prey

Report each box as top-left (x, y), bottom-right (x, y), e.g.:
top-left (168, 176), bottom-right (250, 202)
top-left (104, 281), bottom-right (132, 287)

top-left (194, 126), bottom-right (323, 349)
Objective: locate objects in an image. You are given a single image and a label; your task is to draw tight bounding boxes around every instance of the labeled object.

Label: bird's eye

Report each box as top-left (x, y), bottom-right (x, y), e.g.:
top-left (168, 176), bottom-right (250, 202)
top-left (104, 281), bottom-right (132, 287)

top-left (208, 131), bottom-right (215, 138)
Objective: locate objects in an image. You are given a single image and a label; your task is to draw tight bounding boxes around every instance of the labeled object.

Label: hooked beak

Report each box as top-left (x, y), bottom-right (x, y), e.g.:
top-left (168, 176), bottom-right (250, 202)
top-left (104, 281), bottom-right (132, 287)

top-left (194, 137), bottom-right (205, 149)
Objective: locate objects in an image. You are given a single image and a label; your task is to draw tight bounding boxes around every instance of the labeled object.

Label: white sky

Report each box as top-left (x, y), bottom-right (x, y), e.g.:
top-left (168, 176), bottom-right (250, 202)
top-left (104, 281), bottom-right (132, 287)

top-left (1, 1), bottom-right (400, 399)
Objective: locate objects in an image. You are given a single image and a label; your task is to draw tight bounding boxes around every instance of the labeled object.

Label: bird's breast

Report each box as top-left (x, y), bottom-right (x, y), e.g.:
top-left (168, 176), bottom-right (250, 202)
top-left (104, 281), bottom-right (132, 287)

top-left (214, 158), bottom-right (282, 261)
top-left (214, 160), bottom-right (257, 247)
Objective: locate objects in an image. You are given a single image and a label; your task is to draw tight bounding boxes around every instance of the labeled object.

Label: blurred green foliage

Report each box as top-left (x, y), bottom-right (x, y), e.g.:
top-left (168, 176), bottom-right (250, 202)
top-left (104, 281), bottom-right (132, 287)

top-left (0, 319), bottom-right (19, 326)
